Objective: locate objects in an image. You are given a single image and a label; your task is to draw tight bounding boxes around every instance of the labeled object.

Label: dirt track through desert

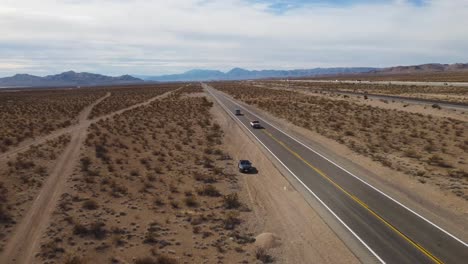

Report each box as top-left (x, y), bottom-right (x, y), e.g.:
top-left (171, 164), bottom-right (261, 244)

top-left (0, 88), bottom-right (179, 162)
top-left (0, 92), bottom-right (111, 162)
top-left (0, 89), bottom-right (178, 263)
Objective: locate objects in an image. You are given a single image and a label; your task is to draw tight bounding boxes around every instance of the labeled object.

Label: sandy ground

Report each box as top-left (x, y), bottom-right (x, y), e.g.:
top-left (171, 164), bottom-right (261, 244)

top-left (208, 92), bottom-right (360, 263)
top-left (0, 89), bottom-right (178, 264)
top-left (220, 91), bottom-right (468, 243)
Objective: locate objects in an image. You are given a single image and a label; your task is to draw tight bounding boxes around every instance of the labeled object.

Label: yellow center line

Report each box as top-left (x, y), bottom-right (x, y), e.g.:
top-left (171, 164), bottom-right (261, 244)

top-left (261, 129), bottom-right (443, 264)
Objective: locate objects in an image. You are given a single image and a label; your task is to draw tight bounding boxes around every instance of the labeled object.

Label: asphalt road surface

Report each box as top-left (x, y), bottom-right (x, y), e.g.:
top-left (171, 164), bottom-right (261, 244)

top-left (203, 84), bottom-right (468, 264)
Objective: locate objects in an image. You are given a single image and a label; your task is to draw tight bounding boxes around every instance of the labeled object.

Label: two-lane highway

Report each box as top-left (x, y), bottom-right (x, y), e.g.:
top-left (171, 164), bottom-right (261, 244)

top-left (203, 84), bottom-right (468, 263)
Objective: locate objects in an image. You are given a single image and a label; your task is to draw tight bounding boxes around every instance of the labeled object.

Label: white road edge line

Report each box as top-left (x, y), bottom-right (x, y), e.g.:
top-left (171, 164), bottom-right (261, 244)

top-left (205, 86), bottom-right (386, 264)
top-left (212, 86), bottom-right (468, 248)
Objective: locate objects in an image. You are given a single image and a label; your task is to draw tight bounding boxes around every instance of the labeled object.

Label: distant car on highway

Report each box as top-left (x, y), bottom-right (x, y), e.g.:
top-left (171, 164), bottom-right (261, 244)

top-left (235, 109), bottom-right (242, 115)
top-left (250, 120), bottom-right (261, 128)
top-left (238, 160), bottom-right (252, 173)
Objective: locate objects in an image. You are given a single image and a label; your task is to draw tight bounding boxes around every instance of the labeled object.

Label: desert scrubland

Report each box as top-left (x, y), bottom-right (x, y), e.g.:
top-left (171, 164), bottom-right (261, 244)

top-left (255, 80), bottom-right (468, 104)
top-left (0, 89), bottom-right (106, 153)
top-left (36, 85), bottom-right (259, 264)
top-left (303, 71), bottom-right (468, 82)
top-left (0, 84), bottom-right (192, 263)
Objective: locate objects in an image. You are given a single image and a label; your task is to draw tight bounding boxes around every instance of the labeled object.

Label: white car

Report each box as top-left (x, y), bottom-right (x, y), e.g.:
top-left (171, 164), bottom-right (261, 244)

top-left (250, 120), bottom-right (261, 128)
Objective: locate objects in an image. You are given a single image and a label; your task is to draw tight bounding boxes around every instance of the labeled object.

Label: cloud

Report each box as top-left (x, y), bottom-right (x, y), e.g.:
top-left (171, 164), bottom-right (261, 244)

top-left (0, 0), bottom-right (467, 76)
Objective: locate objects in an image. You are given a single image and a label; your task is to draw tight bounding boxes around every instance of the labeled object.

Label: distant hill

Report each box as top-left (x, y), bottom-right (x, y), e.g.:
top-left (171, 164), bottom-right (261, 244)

top-left (0, 71), bottom-right (143, 87)
top-left (304, 63), bottom-right (468, 82)
top-left (143, 67), bottom-right (377, 82)
top-left (372, 63), bottom-right (468, 74)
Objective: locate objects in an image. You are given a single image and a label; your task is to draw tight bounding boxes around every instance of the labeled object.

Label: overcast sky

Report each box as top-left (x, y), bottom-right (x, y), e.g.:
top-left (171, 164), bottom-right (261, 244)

top-left (0, 0), bottom-right (467, 77)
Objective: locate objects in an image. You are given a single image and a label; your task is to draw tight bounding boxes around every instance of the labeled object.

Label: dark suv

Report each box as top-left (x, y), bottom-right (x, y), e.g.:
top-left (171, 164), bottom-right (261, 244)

top-left (238, 160), bottom-right (252, 173)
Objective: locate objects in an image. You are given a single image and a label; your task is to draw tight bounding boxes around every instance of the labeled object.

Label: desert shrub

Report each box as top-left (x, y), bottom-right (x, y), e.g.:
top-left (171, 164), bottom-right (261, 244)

top-left (448, 169), bottom-right (468, 179)
top-left (80, 157), bottom-right (92, 172)
top-left (404, 149), bottom-right (422, 159)
top-left (82, 199), bottom-right (99, 210)
top-left (213, 167), bottom-right (224, 175)
top-left (144, 230), bottom-right (159, 244)
top-left (95, 144), bottom-right (110, 163)
top-left (432, 104), bottom-right (441, 109)
top-left (0, 182), bottom-right (10, 222)
top-left (193, 172), bottom-right (216, 183)
top-left (63, 255), bottom-right (87, 264)
top-left (197, 185), bottom-right (221, 197)
top-left (73, 223), bottom-right (88, 235)
top-left (73, 222), bottom-right (107, 239)
top-left (110, 182), bottom-right (128, 197)
top-left (157, 255), bottom-right (178, 264)
top-left (223, 212), bottom-right (241, 230)
top-left (223, 193), bottom-right (241, 209)
top-left (190, 214), bottom-right (208, 226)
top-left (135, 257), bottom-right (157, 264)
top-left (40, 239), bottom-right (65, 259)
top-left (154, 197), bottom-right (165, 206)
top-left (88, 222), bottom-right (107, 239)
top-left (428, 155), bottom-right (453, 168)
top-left (12, 158), bottom-right (35, 170)
top-left (170, 201), bottom-right (180, 209)
top-left (184, 196), bottom-right (199, 207)
top-left (0, 204), bottom-right (12, 223)
top-left (144, 222), bottom-right (164, 244)
top-left (255, 248), bottom-right (273, 263)
top-left (202, 156), bottom-right (214, 168)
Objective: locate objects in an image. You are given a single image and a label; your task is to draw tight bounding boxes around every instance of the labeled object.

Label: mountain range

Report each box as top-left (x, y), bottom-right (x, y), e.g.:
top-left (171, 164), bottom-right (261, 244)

top-left (0, 71), bottom-right (143, 87)
top-left (1, 63), bottom-right (466, 87)
top-left (140, 67), bottom-right (377, 82)
top-left (371, 63), bottom-right (468, 74)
